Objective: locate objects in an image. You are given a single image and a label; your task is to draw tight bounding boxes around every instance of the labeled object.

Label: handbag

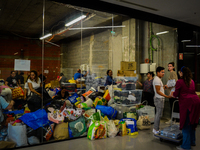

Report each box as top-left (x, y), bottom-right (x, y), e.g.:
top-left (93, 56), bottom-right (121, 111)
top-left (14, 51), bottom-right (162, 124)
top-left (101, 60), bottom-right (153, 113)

top-left (53, 122), bottom-right (69, 140)
top-left (137, 116), bottom-right (151, 130)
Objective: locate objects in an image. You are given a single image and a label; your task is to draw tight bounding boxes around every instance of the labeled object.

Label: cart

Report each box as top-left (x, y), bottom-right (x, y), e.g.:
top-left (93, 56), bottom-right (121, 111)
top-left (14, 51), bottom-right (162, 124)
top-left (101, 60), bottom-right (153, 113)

top-left (154, 100), bottom-right (182, 143)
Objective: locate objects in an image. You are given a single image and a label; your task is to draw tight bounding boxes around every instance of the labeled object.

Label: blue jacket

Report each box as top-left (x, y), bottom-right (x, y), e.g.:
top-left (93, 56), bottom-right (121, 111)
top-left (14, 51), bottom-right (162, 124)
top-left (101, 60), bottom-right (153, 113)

top-left (105, 75), bottom-right (116, 86)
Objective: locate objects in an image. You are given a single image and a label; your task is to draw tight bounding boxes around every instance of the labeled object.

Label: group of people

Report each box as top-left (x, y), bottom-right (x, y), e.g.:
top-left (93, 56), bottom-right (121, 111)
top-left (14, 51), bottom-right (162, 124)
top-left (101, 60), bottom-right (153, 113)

top-left (137, 62), bottom-right (200, 150)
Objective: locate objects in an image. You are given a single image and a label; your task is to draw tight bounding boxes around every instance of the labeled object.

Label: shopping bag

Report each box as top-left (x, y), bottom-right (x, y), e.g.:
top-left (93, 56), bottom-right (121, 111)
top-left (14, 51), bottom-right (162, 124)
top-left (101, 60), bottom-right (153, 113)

top-left (123, 112), bottom-right (137, 120)
top-left (68, 93), bottom-right (79, 104)
top-left (44, 123), bottom-right (55, 141)
top-left (103, 90), bottom-right (111, 101)
top-left (93, 97), bottom-right (107, 107)
top-left (27, 136), bottom-right (40, 145)
top-left (107, 120), bottom-right (119, 138)
top-left (69, 116), bottom-right (86, 138)
top-left (12, 87), bottom-right (24, 99)
top-left (47, 107), bottom-right (64, 124)
top-left (8, 123), bottom-right (28, 147)
top-left (60, 108), bottom-right (82, 121)
top-left (96, 105), bottom-right (117, 119)
top-left (137, 116), bottom-right (151, 130)
top-left (137, 105), bottom-right (155, 123)
top-left (53, 122), bottom-right (69, 140)
top-left (87, 121), bottom-right (107, 140)
top-left (19, 109), bottom-right (49, 130)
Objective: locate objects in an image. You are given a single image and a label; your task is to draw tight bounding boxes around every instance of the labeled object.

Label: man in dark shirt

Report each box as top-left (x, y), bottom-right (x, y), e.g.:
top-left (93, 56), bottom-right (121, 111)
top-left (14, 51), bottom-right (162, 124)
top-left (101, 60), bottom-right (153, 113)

top-left (5, 71), bottom-right (19, 89)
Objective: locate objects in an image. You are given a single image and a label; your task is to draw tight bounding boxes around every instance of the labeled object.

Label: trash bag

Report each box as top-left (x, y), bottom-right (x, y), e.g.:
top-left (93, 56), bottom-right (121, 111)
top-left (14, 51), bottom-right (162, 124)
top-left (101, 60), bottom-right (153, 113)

top-left (96, 105), bottom-right (117, 119)
top-left (27, 136), bottom-right (40, 145)
top-left (27, 93), bottom-right (42, 112)
top-left (19, 109), bottom-right (49, 130)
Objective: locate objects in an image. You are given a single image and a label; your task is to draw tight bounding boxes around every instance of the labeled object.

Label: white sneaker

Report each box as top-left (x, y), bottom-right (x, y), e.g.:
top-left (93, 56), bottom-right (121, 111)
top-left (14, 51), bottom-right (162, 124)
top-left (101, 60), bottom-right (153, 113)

top-left (165, 120), bottom-right (172, 124)
top-left (152, 128), bottom-right (159, 135)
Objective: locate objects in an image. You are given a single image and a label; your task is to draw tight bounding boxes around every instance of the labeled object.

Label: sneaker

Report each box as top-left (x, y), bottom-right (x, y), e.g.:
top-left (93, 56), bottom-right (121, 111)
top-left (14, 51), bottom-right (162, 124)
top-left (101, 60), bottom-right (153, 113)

top-left (176, 146), bottom-right (191, 150)
top-left (165, 120), bottom-right (172, 124)
top-left (152, 128), bottom-right (159, 135)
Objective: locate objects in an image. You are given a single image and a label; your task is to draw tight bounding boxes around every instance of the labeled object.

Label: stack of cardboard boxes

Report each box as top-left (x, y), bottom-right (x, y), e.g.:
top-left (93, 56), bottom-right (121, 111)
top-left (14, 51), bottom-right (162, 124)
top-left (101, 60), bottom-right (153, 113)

top-left (117, 61), bottom-right (137, 77)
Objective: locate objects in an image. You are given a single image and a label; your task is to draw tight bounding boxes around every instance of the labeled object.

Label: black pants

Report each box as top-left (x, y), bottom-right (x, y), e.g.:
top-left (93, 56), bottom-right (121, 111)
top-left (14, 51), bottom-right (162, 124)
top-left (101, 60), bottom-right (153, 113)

top-left (169, 98), bottom-right (180, 121)
top-left (143, 92), bottom-right (155, 107)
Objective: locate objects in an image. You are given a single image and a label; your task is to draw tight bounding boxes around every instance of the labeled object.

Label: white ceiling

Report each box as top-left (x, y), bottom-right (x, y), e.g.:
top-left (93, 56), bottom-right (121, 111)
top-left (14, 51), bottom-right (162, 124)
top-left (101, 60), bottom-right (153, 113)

top-left (101, 0), bottom-right (200, 27)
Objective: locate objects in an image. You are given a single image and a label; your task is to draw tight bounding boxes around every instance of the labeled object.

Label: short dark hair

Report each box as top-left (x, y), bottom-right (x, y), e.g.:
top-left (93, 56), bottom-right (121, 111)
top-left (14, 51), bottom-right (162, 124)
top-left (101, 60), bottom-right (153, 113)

top-left (168, 62), bottom-right (175, 71)
top-left (60, 73), bottom-right (64, 76)
top-left (11, 71), bottom-right (15, 74)
top-left (147, 72), bottom-right (155, 77)
top-left (156, 66), bottom-right (165, 73)
top-left (107, 69), bottom-right (111, 75)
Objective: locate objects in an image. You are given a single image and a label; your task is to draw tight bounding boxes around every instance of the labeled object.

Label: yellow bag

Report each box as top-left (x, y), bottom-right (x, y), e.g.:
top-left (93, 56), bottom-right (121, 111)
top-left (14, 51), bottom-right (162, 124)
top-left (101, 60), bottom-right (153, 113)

top-left (12, 87), bottom-right (24, 99)
top-left (93, 97), bottom-right (107, 107)
top-left (53, 122), bottom-right (69, 140)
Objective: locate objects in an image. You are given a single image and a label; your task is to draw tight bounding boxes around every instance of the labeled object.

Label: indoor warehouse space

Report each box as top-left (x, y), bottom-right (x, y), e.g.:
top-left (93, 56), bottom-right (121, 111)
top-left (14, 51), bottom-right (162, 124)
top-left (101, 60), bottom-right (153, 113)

top-left (0, 0), bottom-right (200, 150)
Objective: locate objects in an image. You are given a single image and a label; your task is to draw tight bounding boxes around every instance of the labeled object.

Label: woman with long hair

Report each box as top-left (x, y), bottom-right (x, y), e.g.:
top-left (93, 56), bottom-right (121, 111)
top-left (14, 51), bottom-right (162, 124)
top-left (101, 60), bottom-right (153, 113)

top-left (165, 62), bottom-right (179, 124)
top-left (171, 67), bottom-right (200, 150)
top-left (27, 70), bottom-right (42, 97)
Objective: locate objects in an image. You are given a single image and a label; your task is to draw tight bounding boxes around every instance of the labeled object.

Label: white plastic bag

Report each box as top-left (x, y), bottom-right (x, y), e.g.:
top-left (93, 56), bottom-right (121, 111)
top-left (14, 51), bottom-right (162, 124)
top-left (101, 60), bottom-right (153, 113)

top-left (167, 79), bottom-right (176, 88)
top-left (137, 106), bottom-right (155, 123)
top-left (107, 120), bottom-right (119, 138)
top-left (8, 123), bottom-right (28, 147)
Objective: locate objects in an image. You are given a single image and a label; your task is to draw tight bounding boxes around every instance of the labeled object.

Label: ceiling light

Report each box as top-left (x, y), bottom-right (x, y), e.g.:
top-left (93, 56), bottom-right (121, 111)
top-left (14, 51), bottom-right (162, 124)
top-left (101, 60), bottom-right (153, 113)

top-left (65, 15), bottom-right (86, 27)
top-left (186, 45), bottom-right (200, 47)
top-left (39, 33), bottom-right (52, 40)
top-left (181, 40), bottom-right (191, 42)
top-left (156, 31), bottom-right (169, 35)
top-left (69, 25), bottom-right (126, 30)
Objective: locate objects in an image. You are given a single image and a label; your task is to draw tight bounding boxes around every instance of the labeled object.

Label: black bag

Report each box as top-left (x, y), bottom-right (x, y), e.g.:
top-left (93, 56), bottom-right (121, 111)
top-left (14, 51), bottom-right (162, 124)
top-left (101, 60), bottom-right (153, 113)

top-left (27, 93), bottom-right (42, 112)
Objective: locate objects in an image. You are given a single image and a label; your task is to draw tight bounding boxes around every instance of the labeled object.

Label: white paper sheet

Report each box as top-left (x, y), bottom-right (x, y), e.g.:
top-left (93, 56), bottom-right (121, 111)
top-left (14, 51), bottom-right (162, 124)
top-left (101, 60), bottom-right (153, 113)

top-left (14, 59), bottom-right (30, 71)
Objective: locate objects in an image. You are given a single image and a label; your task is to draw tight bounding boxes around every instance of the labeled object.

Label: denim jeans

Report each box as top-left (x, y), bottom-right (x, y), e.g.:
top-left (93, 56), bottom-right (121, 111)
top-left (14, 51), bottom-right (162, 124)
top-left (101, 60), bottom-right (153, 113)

top-left (181, 110), bottom-right (196, 149)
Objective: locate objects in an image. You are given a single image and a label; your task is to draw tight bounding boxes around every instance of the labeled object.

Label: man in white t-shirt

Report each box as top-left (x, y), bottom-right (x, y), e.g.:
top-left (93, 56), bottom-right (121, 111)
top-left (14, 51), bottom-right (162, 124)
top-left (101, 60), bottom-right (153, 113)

top-left (152, 66), bottom-right (172, 134)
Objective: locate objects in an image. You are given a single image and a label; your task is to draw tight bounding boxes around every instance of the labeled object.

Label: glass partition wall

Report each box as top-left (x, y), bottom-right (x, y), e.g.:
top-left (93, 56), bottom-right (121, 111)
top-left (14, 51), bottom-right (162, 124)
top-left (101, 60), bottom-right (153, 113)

top-left (0, 0), bottom-right (179, 148)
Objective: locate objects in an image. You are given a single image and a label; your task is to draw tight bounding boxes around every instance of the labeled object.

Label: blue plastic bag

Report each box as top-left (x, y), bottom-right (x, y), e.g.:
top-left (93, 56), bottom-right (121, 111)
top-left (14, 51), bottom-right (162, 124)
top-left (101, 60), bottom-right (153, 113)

top-left (68, 93), bottom-right (79, 104)
top-left (19, 109), bottom-right (49, 130)
top-left (68, 126), bottom-right (73, 138)
top-left (4, 109), bottom-right (24, 115)
top-left (119, 118), bottom-right (138, 132)
top-left (96, 105), bottom-right (117, 119)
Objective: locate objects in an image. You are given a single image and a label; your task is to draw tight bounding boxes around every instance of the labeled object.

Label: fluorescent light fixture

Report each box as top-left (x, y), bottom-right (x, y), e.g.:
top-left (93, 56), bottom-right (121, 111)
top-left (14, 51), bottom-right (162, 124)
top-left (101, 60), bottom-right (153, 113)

top-left (39, 33), bottom-right (52, 40)
top-left (156, 31), bottom-right (169, 35)
top-left (69, 25), bottom-right (126, 30)
top-left (186, 45), bottom-right (200, 48)
top-left (65, 15), bottom-right (86, 27)
top-left (181, 40), bottom-right (191, 42)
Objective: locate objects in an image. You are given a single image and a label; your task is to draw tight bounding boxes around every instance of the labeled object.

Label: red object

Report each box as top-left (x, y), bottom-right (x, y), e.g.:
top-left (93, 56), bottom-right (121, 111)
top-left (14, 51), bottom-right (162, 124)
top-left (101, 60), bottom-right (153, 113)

top-left (179, 53), bottom-right (183, 60)
top-left (71, 111), bottom-right (73, 114)
top-left (173, 79), bottom-right (200, 129)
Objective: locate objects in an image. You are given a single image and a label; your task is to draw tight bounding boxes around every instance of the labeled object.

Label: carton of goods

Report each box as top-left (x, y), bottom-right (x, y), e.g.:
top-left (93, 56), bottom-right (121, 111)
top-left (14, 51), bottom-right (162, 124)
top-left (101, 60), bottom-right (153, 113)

top-left (117, 70), bottom-right (137, 77)
top-left (121, 61), bottom-right (136, 71)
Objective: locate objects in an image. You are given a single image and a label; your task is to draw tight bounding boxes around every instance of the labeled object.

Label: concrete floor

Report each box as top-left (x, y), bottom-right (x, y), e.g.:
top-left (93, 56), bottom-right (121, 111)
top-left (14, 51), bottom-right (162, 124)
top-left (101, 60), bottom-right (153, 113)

top-left (17, 121), bottom-right (200, 150)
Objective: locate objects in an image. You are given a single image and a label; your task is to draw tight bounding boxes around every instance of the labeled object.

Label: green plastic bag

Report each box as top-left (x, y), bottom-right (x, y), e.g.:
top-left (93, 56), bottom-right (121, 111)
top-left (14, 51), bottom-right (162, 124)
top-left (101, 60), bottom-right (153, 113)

top-left (87, 121), bottom-right (107, 140)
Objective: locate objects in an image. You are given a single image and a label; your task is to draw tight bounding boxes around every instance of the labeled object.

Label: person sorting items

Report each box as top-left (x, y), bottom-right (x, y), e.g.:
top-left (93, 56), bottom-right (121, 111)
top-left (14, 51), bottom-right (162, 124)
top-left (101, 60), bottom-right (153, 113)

top-left (5, 71), bottom-right (19, 90)
top-left (152, 66), bottom-right (172, 135)
top-left (74, 69), bottom-right (87, 80)
top-left (171, 66), bottom-right (200, 150)
top-left (137, 72), bottom-right (155, 107)
top-left (105, 70), bottom-right (116, 86)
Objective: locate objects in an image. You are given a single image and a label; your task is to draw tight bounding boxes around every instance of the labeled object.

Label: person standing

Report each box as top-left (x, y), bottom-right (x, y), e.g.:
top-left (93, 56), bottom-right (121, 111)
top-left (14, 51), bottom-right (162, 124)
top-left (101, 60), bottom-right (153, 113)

top-left (5, 71), bottom-right (19, 90)
top-left (105, 70), bottom-right (116, 86)
top-left (171, 67), bottom-right (200, 150)
top-left (152, 66), bottom-right (172, 134)
top-left (137, 72), bottom-right (155, 107)
top-left (74, 69), bottom-right (87, 80)
top-left (165, 62), bottom-right (179, 124)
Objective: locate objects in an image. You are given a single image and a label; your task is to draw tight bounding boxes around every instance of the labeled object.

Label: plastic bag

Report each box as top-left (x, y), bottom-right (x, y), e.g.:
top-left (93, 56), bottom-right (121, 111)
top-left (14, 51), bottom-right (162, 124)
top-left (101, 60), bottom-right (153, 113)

top-left (19, 109), bottom-right (49, 130)
top-left (96, 105), bottom-right (117, 119)
top-left (12, 87), bottom-right (24, 99)
top-left (103, 90), bottom-right (111, 101)
top-left (27, 136), bottom-right (40, 145)
top-left (93, 97), bottom-right (107, 107)
top-left (69, 116), bottom-right (87, 138)
top-left (107, 120), bottom-right (119, 138)
top-left (137, 106), bottom-right (155, 123)
top-left (8, 123), bottom-right (28, 147)
top-left (47, 107), bottom-right (64, 124)
top-left (137, 116), bottom-right (151, 130)
top-left (68, 93), bottom-right (79, 104)
top-left (87, 121), bottom-right (107, 140)
top-left (53, 122), bottom-right (69, 140)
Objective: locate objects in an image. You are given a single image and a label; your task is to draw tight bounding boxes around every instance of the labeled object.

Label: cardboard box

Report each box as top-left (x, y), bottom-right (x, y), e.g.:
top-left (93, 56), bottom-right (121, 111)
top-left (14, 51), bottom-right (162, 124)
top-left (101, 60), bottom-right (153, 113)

top-left (50, 80), bottom-right (60, 88)
top-left (121, 61), bottom-right (137, 71)
top-left (117, 70), bottom-right (137, 77)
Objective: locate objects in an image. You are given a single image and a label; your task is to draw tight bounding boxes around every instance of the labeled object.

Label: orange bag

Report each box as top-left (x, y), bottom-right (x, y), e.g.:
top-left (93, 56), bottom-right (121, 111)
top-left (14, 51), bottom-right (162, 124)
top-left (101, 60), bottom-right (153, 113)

top-left (12, 87), bottom-right (24, 99)
top-left (103, 90), bottom-right (111, 101)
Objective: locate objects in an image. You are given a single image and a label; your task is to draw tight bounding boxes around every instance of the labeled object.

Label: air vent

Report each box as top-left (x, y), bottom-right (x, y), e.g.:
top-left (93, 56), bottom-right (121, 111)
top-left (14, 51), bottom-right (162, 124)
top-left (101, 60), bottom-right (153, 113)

top-left (117, 0), bottom-right (158, 11)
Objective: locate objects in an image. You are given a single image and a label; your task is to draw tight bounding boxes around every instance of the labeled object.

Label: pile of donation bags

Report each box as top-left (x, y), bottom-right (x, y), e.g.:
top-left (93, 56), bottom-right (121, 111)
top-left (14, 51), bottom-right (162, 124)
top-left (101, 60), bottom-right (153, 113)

top-left (0, 82), bottom-right (154, 149)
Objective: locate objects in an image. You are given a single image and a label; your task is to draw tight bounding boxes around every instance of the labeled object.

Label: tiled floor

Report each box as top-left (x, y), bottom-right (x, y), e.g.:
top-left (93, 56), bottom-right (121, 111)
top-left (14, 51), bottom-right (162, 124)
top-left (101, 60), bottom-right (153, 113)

top-left (17, 120), bottom-right (200, 150)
